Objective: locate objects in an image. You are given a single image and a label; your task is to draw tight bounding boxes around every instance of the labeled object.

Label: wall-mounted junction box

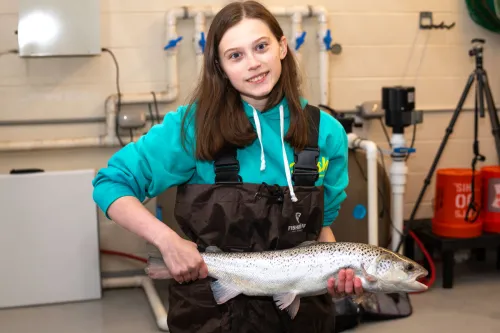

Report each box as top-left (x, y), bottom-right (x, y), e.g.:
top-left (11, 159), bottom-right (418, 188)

top-left (17, 0), bottom-right (101, 57)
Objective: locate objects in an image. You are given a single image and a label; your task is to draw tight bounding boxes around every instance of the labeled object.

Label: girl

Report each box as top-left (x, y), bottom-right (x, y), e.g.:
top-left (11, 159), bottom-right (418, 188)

top-left (93, 1), bottom-right (362, 332)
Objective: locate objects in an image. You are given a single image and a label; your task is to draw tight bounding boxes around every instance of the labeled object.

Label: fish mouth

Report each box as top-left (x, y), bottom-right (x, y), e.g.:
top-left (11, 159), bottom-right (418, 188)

top-left (412, 281), bottom-right (428, 291)
top-left (409, 271), bottom-right (429, 290)
top-left (415, 270), bottom-right (429, 281)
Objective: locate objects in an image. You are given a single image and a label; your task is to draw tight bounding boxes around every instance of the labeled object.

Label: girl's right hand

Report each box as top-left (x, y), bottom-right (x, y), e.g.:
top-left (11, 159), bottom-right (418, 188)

top-left (158, 233), bottom-right (209, 284)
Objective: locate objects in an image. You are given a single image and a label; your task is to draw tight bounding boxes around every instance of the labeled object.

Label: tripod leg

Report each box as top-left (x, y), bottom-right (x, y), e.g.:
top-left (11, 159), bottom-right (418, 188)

top-left (407, 74), bottom-right (475, 222)
top-left (480, 71), bottom-right (500, 162)
top-left (477, 72), bottom-right (485, 118)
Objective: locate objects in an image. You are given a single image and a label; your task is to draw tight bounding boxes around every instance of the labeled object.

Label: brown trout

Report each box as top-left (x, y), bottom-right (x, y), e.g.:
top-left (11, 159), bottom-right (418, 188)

top-left (145, 241), bottom-right (428, 319)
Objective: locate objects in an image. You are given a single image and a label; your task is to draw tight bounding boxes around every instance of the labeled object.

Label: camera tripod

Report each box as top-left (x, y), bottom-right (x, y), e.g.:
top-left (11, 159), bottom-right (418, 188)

top-left (396, 38), bottom-right (500, 252)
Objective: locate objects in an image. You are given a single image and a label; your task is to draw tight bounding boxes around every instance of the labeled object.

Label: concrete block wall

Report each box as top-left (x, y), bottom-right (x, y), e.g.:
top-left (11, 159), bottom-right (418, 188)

top-left (0, 0), bottom-right (499, 272)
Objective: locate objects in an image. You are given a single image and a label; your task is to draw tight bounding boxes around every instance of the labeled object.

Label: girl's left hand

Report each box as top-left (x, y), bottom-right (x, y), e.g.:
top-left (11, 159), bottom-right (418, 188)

top-left (327, 268), bottom-right (363, 297)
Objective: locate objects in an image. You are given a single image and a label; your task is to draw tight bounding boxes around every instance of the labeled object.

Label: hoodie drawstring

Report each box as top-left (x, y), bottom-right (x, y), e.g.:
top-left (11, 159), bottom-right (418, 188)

top-left (279, 105), bottom-right (298, 202)
top-left (251, 104), bottom-right (298, 203)
top-left (252, 107), bottom-right (266, 171)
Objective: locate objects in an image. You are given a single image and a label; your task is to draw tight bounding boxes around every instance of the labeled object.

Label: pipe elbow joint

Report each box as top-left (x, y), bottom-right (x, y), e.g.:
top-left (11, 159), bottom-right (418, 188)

top-left (363, 140), bottom-right (379, 159)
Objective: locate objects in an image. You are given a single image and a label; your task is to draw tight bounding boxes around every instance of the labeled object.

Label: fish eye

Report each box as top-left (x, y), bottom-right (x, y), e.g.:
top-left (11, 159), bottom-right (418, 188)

top-left (406, 263), bottom-right (414, 271)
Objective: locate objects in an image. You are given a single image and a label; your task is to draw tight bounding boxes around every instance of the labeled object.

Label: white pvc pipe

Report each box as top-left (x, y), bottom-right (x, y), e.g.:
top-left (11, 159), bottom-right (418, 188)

top-left (102, 276), bottom-right (169, 332)
top-left (347, 133), bottom-right (379, 246)
top-left (0, 90), bottom-right (178, 151)
top-left (194, 11), bottom-right (206, 76)
top-left (315, 8), bottom-right (330, 106)
top-left (291, 12), bottom-right (303, 65)
top-left (164, 8), bottom-right (184, 99)
top-left (389, 134), bottom-right (408, 253)
top-left (271, 6), bottom-right (331, 105)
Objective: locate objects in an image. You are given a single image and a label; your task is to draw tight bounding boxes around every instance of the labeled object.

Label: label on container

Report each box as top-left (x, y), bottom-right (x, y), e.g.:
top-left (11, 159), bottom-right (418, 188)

top-left (488, 179), bottom-right (500, 212)
top-left (453, 182), bottom-right (478, 219)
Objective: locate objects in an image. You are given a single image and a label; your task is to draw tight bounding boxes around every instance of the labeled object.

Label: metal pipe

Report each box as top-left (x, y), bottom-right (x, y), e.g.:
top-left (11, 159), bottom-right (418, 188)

top-left (0, 117), bottom-right (106, 126)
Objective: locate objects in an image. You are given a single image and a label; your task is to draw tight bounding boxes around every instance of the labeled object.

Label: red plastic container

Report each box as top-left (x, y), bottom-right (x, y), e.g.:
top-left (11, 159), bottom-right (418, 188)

top-left (481, 165), bottom-right (500, 233)
top-left (432, 168), bottom-right (483, 238)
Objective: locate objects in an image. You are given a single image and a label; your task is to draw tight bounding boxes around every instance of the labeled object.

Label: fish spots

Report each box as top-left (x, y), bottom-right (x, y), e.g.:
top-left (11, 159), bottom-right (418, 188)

top-left (192, 240), bottom-right (431, 297)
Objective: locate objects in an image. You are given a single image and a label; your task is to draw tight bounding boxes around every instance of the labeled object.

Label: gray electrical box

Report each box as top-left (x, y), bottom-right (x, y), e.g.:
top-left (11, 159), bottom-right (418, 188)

top-left (17, 0), bottom-right (101, 57)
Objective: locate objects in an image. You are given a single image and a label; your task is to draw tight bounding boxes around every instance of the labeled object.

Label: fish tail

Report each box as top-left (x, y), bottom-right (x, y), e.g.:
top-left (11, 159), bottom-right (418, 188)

top-left (145, 257), bottom-right (172, 279)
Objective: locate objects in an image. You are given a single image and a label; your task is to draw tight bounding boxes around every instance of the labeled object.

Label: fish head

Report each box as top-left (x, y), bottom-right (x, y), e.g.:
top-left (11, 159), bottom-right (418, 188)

top-left (366, 251), bottom-right (429, 293)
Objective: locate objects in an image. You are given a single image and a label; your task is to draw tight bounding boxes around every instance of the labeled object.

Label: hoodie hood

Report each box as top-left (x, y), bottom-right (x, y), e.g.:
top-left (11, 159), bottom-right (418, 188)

top-left (241, 97), bottom-right (308, 203)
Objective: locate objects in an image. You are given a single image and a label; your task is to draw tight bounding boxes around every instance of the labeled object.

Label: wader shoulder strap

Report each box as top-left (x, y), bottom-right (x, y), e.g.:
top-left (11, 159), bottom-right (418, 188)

top-left (213, 104), bottom-right (321, 185)
top-left (292, 104), bottom-right (321, 186)
top-left (213, 145), bottom-right (241, 184)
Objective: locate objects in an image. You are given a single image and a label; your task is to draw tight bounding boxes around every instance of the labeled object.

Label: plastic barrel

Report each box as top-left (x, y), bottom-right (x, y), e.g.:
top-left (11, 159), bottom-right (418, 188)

top-left (481, 165), bottom-right (500, 233)
top-left (431, 168), bottom-right (483, 238)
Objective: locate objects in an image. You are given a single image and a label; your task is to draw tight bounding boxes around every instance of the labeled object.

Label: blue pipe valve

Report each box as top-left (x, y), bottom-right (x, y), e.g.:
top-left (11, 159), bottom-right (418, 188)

top-left (322, 29), bottom-right (333, 51)
top-left (199, 32), bottom-right (206, 53)
top-left (393, 147), bottom-right (416, 155)
top-left (295, 31), bottom-right (306, 51)
top-left (164, 36), bottom-right (183, 50)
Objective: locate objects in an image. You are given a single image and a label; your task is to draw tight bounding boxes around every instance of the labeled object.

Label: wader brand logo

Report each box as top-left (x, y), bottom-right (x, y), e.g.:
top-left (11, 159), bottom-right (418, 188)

top-left (288, 212), bottom-right (306, 232)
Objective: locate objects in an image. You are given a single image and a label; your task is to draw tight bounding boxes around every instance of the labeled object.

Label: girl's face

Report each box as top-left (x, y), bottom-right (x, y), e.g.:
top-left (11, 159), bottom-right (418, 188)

top-left (218, 17), bottom-right (288, 110)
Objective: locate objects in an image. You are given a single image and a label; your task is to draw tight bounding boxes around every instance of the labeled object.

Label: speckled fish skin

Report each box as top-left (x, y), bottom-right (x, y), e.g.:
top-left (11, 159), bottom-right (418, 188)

top-left (146, 241), bottom-right (428, 319)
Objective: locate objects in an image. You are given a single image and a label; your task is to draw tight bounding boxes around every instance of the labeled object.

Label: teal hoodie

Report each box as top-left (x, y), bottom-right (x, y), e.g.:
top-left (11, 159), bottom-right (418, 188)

top-left (92, 97), bottom-right (349, 227)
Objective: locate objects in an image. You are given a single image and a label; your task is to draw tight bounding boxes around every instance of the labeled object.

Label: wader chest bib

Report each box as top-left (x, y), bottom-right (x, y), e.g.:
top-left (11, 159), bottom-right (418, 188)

top-left (166, 104), bottom-right (335, 333)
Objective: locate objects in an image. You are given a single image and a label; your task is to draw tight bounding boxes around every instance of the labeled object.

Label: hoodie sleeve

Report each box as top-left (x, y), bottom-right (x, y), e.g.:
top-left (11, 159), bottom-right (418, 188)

top-left (92, 105), bottom-right (196, 219)
top-left (320, 112), bottom-right (349, 227)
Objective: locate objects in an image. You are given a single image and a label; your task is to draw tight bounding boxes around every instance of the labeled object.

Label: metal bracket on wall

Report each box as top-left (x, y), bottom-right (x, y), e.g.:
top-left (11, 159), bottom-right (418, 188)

top-left (419, 11), bottom-right (456, 30)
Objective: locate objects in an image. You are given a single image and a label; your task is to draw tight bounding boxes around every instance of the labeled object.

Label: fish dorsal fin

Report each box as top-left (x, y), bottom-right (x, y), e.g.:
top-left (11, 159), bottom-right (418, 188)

top-left (206, 246), bottom-right (223, 253)
top-left (273, 292), bottom-right (301, 319)
top-left (295, 240), bottom-right (318, 248)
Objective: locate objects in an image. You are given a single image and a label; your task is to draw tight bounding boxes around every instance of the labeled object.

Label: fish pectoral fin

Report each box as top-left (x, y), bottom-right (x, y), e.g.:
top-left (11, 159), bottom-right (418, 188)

top-left (361, 263), bottom-right (378, 282)
top-left (286, 296), bottom-right (301, 319)
top-left (210, 280), bottom-right (241, 304)
top-left (273, 292), bottom-right (301, 319)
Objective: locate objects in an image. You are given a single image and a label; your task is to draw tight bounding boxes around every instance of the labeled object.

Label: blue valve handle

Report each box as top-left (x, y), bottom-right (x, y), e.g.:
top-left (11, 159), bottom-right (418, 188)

top-left (164, 36), bottom-right (183, 50)
top-left (323, 29), bottom-right (332, 50)
top-left (393, 147), bottom-right (416, 154)
top-left (199, 32), bottom-right (206, 52)
top-left (295, 31), bottom-right (306, 51)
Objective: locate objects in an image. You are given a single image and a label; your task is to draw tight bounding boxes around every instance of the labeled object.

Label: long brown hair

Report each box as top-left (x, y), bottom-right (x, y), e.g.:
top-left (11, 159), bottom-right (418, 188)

top-left (181, 0), bottom-right (310, 161)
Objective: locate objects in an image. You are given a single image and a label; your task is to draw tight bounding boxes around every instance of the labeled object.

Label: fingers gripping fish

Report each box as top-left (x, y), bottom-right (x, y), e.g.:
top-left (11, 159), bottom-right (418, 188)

top-left (145, 241), bottom-right (428, 319)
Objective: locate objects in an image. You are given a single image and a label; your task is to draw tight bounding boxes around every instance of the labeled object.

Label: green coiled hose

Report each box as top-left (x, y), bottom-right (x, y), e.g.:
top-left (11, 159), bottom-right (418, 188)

top-left (465, 0), bottom-right (500, 33)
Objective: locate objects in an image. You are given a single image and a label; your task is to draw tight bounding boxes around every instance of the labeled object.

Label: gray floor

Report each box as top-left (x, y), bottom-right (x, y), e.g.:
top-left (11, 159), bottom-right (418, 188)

top-left (1, 256), bottom-right (500, 333)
